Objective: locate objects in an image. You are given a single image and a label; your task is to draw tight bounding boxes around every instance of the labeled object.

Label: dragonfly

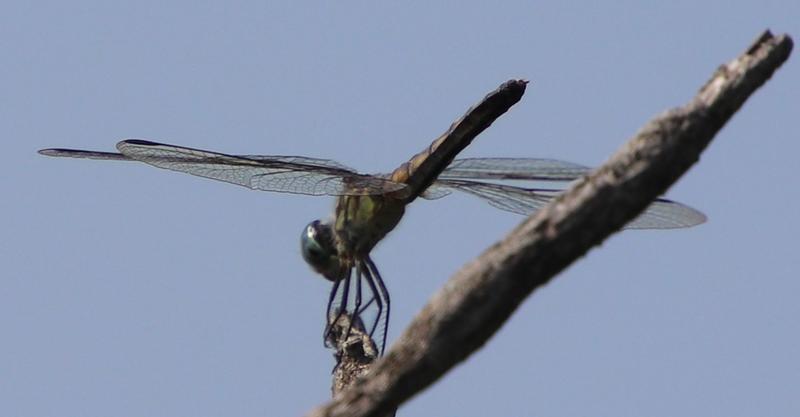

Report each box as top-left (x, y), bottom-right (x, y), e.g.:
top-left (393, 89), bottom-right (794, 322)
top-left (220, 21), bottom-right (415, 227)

top-left (38, 80), bottom-right (705, 355)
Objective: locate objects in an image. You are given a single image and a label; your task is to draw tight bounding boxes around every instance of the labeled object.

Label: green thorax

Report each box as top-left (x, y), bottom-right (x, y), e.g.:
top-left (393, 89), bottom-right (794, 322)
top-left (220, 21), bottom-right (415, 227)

top-left (333, 193), bottom-right (406, 259)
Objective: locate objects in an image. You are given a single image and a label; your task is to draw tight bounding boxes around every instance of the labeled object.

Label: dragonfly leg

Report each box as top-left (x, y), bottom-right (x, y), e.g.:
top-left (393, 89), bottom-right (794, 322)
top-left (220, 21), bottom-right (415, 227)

top-left (324, 270), bottom-right (351, 348)
top-left (357, 295), bottom-right (376, 315)
top-left (342, 262), bottom-right (365, 345)
top-left (364, 256), bottom-right (390, 355)
top-left (360, 266), bottom-right (383, 339)
top-left (323, 277), bottom-right (342, 341)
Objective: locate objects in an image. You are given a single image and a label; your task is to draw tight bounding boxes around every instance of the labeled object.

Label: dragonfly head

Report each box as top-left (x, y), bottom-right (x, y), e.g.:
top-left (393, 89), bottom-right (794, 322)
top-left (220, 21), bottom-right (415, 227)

top-left (301, 219), bottom-right (345, 282)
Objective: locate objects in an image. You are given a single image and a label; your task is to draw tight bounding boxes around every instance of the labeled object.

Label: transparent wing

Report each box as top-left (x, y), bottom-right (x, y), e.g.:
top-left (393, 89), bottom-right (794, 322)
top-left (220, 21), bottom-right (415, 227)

top-left (439, 157), bottom-right (592, 181)
top-left (420, 157), bottom-right (589, 200)
top-left (40, 140), bottom-right (407, 196)
top-left (624, 199), bottom-right (707, 229)
top-left (38, 148), bottom-right (131, 161)
top-left (427, 179), bottom-right (706, 229)
top-left (423, 180), bottom-right (553, 212)
top-left (39, 147), bottom-right (360, 171)
top-left (240, 155), bottom-right (356, 172)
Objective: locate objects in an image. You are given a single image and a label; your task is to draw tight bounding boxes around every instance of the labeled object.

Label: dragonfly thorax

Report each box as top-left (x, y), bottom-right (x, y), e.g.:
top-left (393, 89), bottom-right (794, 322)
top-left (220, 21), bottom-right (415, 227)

top-left (333, 194), bottom-right (406, 257)
top-left (301, 220), bottom-right (347, 282)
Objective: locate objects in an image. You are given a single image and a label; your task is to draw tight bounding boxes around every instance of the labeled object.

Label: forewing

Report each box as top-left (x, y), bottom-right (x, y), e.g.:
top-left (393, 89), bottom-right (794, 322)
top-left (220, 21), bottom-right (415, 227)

top-left (38, 148), bottom-right (132, 161)
top-left (420, 157), bottom-right (589, 200)
top-left (40, 145), bottom-right (358, 171)
top-left (420, 183), bottom-right (453, 200)
top-left (440, 157), bottom-right (591, 181)
top-left (111, 140), bottom-right (406, 196)
top-left (241, 155), bottom-right (356, 172)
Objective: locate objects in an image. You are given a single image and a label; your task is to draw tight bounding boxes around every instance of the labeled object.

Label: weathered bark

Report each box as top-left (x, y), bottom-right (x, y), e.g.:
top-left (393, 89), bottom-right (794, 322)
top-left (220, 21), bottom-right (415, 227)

top-left (327, 313), bottom-right (395, 417)
top-left (328, 313), bottom-right (380, 396)
top-left (310, 31), bottom-right (793, 417)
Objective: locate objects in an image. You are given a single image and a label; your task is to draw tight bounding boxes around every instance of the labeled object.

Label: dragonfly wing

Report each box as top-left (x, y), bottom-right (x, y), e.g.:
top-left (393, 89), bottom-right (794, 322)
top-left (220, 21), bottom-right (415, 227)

top-left (440, 157), bottom-right (592, 181)
top-left (115, 140), bottom-right (407, 196)
top-left (241, 155), bottom-right (356, 172)
top-left (433, 179), bottom-right (705, 229)
top-left (625, 199), bottom-right (707, 229)
top-left (415, 158), bottom-right (589, 200)
top-left (38, 148), bottom-right (132, 161)
top-left (39, 140), bottom-right (406, 196)
top-left (39, 146), bottom-right (359, 172)
top-left (420, 183), bottom-right (453, 200)
top-left (431, 180), bottom-right (553, 214)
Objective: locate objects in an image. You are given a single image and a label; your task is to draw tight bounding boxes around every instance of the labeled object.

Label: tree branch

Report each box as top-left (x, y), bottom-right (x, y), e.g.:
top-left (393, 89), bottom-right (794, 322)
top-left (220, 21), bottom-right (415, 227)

top-left (327, 312), bottom-right (380, 394)
top-left (327, 313), bottom-right (396, 417)
top-left (307, 30), bottom-right (793, 417)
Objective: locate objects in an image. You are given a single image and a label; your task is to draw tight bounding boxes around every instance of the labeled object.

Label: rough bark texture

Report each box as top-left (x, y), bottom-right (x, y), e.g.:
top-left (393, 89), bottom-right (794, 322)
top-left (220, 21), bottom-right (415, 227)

top-left (309, 31), bottom-right (793, 417)
top-left (328, 313), bottom-right (380, 396)
top-left (327, 313), bottom-right (395, 417)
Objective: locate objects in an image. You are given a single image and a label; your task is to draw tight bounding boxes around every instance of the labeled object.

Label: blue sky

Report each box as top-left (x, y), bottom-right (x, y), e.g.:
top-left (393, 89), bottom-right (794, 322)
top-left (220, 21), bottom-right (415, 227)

top-left (2, 2), bottom-right (798, 416)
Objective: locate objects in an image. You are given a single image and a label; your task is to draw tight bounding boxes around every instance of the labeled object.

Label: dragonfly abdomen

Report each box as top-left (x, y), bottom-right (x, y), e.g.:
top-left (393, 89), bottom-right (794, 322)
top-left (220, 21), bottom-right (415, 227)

top-left (389, 80), bottom-right (528, 203)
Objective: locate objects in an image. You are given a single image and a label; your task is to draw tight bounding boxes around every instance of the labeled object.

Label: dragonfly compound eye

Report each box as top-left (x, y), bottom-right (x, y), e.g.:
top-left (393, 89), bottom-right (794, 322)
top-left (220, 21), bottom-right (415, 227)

top-left (300, 220), bottom-right (341, 281)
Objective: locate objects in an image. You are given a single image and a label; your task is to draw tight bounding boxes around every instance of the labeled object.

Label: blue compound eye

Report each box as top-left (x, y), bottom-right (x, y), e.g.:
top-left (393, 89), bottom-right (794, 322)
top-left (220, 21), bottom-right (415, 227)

top-left (300, 220), bottom-right (341, 281)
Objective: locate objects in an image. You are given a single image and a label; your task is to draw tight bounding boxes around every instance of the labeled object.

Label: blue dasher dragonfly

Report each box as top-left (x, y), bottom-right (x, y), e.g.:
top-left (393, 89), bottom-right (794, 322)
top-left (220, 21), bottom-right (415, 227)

top-left (38, 80), bottom-right (705, 354)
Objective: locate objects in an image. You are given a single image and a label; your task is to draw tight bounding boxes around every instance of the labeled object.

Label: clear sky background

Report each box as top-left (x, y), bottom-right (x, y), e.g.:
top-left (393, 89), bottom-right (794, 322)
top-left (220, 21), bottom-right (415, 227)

top-left (2, 2), bottom-right (798, 416)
